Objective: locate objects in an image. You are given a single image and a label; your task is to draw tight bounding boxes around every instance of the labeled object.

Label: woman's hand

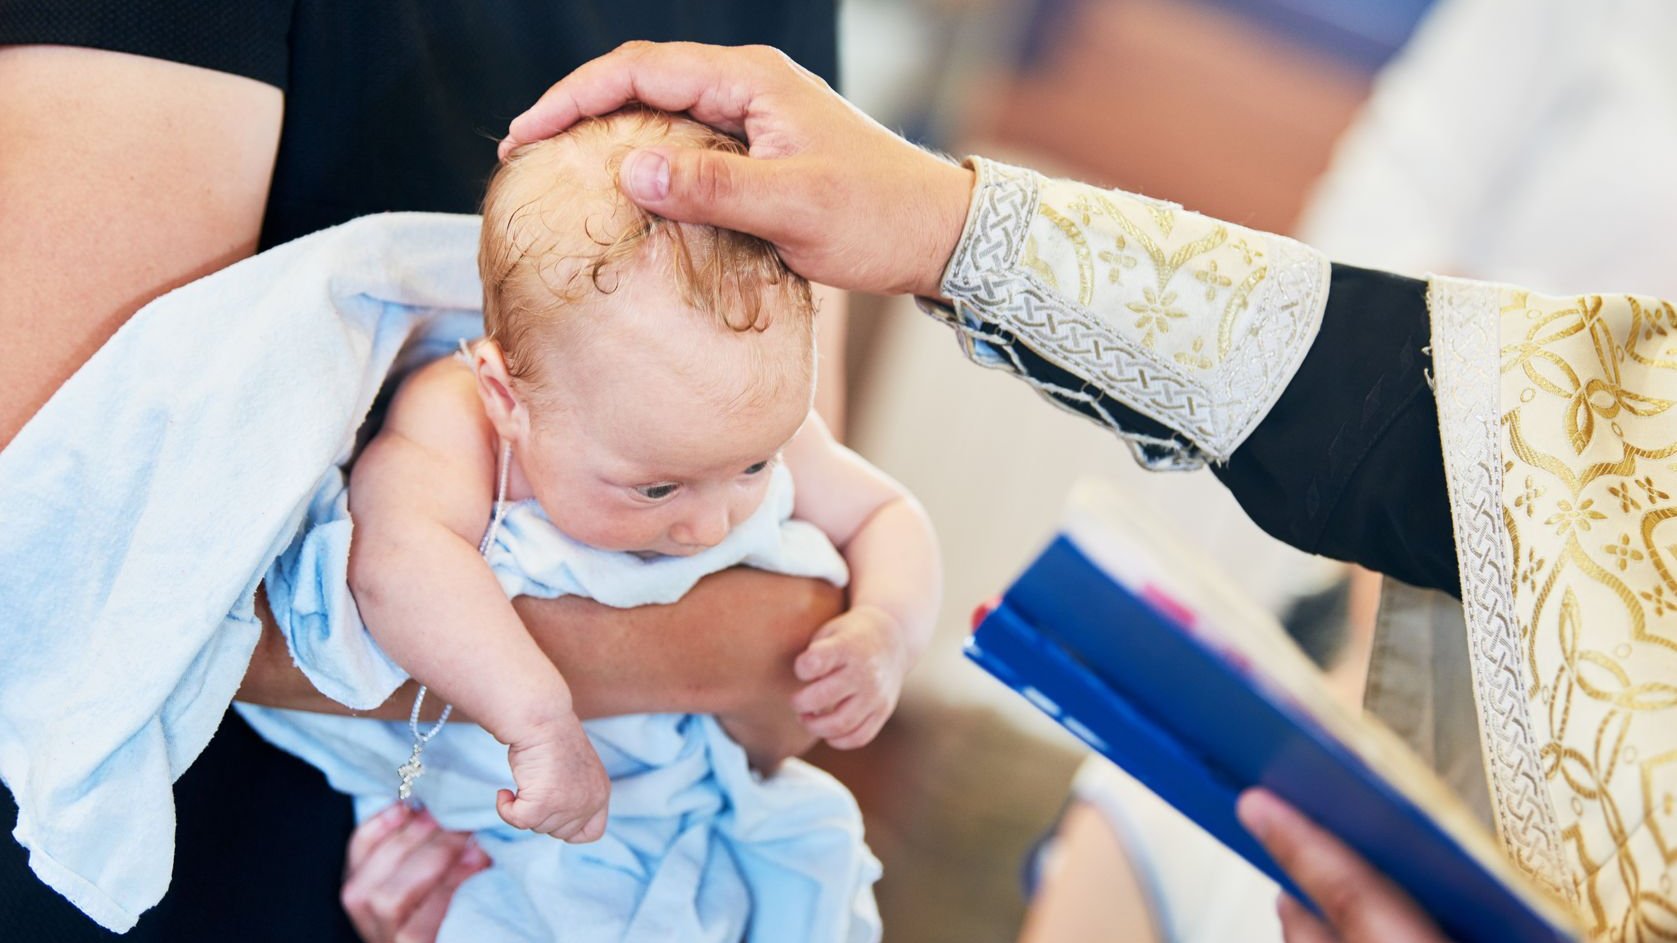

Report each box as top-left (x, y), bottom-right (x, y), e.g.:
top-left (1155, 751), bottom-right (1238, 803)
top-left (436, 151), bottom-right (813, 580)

top-left (501, 41), bottom-right (974, 299)
top-left (340, 804), bottom-right (490, 943)
top-left (1237, 789), bottom-right (1451, 943)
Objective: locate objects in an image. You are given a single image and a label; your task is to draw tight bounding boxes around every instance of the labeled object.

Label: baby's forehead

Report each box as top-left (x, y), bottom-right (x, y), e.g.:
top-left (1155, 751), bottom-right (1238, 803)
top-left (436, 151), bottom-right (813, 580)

top-left (550, 288), bottom-right (812, 396)
top-left (574, 277), bottom-right (813, 366)
top-left (552, 328), bottom-right (815, 470)
top-left (482, 110), bottom-right (813, 383)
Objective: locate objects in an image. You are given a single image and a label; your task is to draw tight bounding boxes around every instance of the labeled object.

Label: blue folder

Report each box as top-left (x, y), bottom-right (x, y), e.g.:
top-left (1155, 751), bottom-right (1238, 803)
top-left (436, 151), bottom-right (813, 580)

top-left (968, 531), bottom-right (1579, 943)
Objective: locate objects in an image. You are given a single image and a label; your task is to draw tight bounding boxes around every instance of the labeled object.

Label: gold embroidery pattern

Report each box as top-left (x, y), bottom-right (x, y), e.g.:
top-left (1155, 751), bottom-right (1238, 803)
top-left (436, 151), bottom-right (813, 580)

top-left (1428, 278), bottom-right (1574, 906)
top-left (939, 158), bottom-right (1328, 463)
top-left (1494, 287), bottom-right (1677, 940)
top-left (1037, 205), bottom-right (1092, 307)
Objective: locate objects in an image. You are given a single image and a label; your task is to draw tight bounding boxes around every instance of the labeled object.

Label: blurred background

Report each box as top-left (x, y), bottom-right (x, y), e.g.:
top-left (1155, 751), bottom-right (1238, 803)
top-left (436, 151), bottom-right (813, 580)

top-left (813, 1), bottom-right (1416, 939)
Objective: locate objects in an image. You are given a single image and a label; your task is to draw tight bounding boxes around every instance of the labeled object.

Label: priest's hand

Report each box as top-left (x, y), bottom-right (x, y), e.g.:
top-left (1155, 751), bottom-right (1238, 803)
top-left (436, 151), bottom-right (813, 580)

top-left (1237, 789), bottom-right (1452, 943)
top-left (500, 41), bottom-right (974, 299)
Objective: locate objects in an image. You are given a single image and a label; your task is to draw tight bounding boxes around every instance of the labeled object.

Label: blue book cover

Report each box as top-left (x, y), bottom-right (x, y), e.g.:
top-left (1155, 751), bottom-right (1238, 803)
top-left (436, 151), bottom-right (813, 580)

top-left (967, 479), bottom-right (1579, 943)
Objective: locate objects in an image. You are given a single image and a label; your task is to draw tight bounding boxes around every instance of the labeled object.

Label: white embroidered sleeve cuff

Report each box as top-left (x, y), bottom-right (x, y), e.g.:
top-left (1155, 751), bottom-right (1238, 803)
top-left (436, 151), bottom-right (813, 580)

top-left (922, 157), bottom-right (1331, 468)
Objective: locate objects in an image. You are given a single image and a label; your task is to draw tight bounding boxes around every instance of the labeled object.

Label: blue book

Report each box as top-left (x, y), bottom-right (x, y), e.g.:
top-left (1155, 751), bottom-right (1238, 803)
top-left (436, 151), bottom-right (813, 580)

top-left (967, 480), bottom-right (1579, 943)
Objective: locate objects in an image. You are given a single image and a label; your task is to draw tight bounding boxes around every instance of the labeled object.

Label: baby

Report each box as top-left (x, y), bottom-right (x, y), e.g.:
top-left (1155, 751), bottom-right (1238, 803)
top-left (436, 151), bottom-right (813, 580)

top-left (344, 108), bottom-right (940, 845)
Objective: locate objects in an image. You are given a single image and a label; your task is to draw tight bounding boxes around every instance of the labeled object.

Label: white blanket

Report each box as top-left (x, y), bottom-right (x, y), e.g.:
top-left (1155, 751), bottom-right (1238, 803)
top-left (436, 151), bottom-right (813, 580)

top-left (241, 464), bottom-right (881, 942)
top-left (0, 212), bottom-right (483, 931)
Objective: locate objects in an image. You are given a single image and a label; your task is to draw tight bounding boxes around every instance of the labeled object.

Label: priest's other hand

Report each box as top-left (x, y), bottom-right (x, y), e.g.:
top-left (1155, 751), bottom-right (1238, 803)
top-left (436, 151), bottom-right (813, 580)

top-left (340, 803), bottom-right (489, 943)
top-left (501, 41), bottom-right (974, 299)
top-left (1237, 789), bottom-right (1452, 943)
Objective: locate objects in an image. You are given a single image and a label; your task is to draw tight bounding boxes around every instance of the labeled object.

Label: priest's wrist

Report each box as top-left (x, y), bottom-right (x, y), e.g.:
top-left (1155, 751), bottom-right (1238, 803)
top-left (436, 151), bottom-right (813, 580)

top-left (914, 157), bottom-right (977, 300)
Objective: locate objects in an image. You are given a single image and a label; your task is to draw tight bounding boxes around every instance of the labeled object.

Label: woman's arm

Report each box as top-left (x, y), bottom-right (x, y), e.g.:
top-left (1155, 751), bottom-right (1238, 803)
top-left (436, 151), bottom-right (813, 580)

top-left (0, 45), bottom-right (281, 447)
top-left (240, 569), bottom-right (844, 760)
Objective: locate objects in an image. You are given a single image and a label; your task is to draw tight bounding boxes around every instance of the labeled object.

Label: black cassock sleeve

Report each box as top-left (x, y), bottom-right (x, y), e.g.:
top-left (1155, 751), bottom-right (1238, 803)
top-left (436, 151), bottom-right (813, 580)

top-left (1212, 265), bottom-right (1459, 598)
top-left (983, 263), bottom-right (1460, 597)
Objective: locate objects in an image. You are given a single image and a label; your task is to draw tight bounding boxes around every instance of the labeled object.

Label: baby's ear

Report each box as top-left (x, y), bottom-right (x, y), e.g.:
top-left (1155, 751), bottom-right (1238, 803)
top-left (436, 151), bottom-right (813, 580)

top-left (472, 340), bottom-right (527, 442)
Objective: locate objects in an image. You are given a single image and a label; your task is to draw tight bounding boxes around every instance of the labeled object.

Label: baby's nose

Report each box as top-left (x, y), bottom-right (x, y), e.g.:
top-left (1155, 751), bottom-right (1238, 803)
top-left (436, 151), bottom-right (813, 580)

top-left (679, 507), bottom-right (731, 549)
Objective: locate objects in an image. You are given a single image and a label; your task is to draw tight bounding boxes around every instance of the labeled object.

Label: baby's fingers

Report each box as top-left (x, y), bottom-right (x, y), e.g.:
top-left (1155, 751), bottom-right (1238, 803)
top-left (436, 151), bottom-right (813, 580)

top-left (794, 636), bottom-right (848, 682)
top-left (496, 788), bottom-right (563, 834)
top-left (548, 799), bottom-right (609, 844)
top-left (494, 789), bottom-right (527, 830)
top-left (541, 807), bottom-right (607, 844)
top-left (803, 695), bottom-right (867, 741)
top-left (792, 673), bottom-right (853, 717)
top-left (826, 710), bottom-right (887, 750)
top-left (576, 806), bottom-right (608, 844)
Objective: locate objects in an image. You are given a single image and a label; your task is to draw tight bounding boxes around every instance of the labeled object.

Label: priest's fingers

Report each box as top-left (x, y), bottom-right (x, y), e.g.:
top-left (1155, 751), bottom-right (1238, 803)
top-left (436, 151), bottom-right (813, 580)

top-left (1277, 894), bottom-right (1341, 943)
top-left (1237, 789), bottom-right (1449, 943)
top-left (504, 42), bottom-right (789, 153)
top-left (501, 40), bottom-right (973, 297)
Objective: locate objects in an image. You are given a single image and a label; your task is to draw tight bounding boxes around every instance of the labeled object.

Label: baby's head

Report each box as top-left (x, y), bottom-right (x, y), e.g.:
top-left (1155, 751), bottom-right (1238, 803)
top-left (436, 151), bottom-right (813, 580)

top-left (474, 109), bottom-right (816, 557)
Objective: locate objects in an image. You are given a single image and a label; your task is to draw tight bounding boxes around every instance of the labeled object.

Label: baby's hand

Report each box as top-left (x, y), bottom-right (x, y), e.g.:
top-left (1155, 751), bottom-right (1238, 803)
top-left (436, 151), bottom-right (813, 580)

top-left (495, 714), bottom-right (610, 842)
top-left (790, 604), bottom-right (909, 750)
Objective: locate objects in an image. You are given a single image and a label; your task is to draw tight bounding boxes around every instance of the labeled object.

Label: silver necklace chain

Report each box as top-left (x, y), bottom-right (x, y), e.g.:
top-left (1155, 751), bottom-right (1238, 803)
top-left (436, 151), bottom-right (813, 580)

top-left (397, 439), bottom-right (514, 805)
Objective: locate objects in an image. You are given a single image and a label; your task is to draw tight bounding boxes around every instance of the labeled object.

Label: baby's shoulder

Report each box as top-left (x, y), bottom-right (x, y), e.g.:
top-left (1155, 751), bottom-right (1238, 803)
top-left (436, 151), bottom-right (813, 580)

top-left (380, 356), bottom-right (494, 453)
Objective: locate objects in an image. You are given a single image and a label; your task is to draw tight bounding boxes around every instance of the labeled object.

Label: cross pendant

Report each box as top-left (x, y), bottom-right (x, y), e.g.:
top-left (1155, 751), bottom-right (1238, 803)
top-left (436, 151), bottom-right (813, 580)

top-left (396, 746), bottom-right (425, 802)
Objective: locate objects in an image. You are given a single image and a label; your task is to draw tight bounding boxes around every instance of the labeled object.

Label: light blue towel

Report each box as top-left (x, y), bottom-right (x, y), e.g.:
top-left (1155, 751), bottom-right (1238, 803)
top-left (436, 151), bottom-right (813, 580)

top-left (240, 464), bottom-right (883, 942)
top-left (0, 213), bottom-right (485, 932)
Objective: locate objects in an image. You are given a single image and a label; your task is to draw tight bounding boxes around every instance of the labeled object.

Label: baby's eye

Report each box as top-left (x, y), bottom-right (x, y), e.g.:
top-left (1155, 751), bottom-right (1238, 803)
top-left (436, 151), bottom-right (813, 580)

top-left (636, 483), bottom-right (679, 500)
top-left (743, 461), bottom-right (769, 476)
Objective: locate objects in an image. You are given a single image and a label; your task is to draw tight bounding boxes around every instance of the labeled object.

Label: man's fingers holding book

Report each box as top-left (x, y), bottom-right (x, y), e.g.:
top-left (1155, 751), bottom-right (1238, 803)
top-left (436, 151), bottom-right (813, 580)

top-left (1237, 789), bottom-right (1450, 943)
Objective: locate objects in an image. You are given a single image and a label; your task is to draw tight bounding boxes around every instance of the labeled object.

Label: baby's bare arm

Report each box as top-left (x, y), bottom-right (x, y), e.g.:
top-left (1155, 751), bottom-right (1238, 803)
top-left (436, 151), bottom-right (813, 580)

top-left (346, 366), bottom-right (576, 740)
top-left (240, 361), bottom-right (841, 764)
top-left (784, 414), bottom-right (942, 662)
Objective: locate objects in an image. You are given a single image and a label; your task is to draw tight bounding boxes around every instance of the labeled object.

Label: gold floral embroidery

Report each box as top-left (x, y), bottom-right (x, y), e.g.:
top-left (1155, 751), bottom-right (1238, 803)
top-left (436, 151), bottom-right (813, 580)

top-left (1521, 546), bottom-right (1549, 593)
top-left (956, 161), bottom-right (1327, 465)
top-left (1639, 476), bottom-right (1670, 506)
top-left (1604, 534), bottom-right (1645, 571)
top-left (1517, 476), bottom-right (1548, 517)
top-left (1027, 176), bottom-right (1279, 381)
top-left (1643, 586), bottom-right (1673, 618)
top-left (1021, 235), bottom-right (1059, 290)
top-left (1494, 287), bottom-right (1677, 939)
top-left (1231, 237), bottom-right (1263, 266)
top-left (1127, 287), bottom-right (1186, 348)
top-left (1174, 337), bottom-right (1215, 371)
top-left (1098, 236), bottom-right (1138, 286)
top-left (1608, 482), bottom-right (1641, 514)
top-left (1194, 260), bottom-right (1232, 300)
top-left (1038, 204), bottom-right (1093, 307)
top-left (1545, 499), bottom-right (1606, 535)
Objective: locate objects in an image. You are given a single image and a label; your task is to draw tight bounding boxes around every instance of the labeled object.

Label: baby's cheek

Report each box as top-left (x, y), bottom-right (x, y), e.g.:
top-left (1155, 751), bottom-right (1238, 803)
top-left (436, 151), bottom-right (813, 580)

top-left (548, 505), bottom-right (661, 553)
top-left (735, 480), bottom-right (773, 521)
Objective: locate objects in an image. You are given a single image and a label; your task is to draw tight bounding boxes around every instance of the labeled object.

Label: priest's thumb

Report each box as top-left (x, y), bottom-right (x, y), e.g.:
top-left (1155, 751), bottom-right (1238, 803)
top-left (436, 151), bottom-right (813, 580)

top-left (619, 146), bottom-right (794, 247)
